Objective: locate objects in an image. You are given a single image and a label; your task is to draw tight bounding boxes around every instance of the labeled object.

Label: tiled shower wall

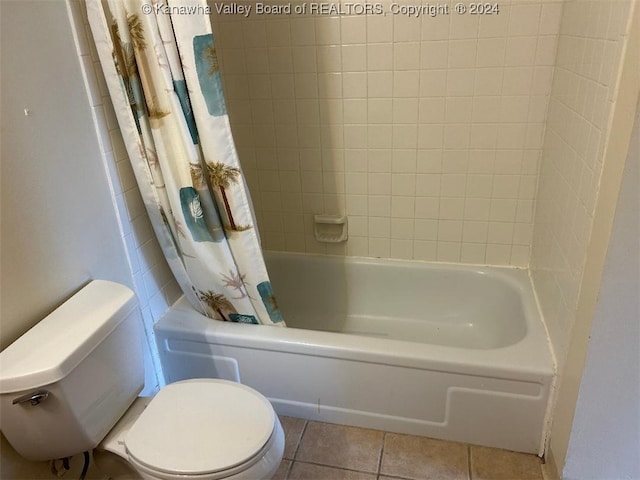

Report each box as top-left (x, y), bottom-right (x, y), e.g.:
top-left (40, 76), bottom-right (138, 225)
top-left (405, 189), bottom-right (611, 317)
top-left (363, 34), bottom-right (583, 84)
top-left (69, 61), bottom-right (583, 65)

top-left (212, 0), bottom-right (564, 266)
top-left (530, 0), bottom-right (635, 359)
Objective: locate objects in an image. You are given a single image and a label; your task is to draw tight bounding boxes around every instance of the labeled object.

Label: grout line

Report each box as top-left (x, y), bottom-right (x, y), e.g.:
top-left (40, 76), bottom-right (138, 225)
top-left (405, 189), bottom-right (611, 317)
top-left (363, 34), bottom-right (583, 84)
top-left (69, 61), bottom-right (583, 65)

top-left (283, 458), bottom-right (293, 480)
top-left (467, 444), bottom-right (472, 480)
top-left (376, 474), bottom-right (421, 480)
top-left (377, 431), bottom-right (386, 476)
top-left (291, 418), bottom-right (309, 460)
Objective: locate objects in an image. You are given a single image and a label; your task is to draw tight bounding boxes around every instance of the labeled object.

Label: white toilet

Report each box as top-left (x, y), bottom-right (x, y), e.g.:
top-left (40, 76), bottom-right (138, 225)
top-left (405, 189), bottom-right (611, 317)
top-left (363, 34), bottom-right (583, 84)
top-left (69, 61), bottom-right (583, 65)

top-left (0, 280), bottom-right (284, 480)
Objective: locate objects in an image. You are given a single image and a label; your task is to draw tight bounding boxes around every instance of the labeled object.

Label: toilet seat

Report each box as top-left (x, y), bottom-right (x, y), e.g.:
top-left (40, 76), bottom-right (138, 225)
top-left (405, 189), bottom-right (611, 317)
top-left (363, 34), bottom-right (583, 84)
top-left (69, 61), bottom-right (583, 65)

top-left (124, 379), bottom-right (277, 478)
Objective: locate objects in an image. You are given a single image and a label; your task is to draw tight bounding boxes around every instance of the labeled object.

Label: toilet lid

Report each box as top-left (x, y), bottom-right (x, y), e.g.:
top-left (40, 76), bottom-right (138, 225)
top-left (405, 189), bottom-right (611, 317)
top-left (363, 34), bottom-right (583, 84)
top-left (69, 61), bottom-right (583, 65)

top-left (124, 379), bottom-right (276, 476)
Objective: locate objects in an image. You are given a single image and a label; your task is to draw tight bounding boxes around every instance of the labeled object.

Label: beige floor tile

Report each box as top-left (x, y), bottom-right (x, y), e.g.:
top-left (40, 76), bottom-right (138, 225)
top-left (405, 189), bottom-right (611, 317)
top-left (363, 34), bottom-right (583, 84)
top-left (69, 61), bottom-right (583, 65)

top-left (288, 461), bottom-right (377, 480)
top-left (295, 421), bottom-right (384, 473)
top-left (280, 416), bottom-right (307, 459)
top-left (273, 459), bottom-right (291, 480)
top-left (381, 433), bottom-right (469, 480)
top-left (470, 446), bottom-right (542, 480)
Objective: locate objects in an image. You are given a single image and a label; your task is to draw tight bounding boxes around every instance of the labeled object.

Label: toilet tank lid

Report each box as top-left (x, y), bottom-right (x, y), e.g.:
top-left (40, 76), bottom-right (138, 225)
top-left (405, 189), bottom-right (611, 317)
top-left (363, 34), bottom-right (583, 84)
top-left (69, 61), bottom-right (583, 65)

top-left (0, 280), bottom-right (137, 394)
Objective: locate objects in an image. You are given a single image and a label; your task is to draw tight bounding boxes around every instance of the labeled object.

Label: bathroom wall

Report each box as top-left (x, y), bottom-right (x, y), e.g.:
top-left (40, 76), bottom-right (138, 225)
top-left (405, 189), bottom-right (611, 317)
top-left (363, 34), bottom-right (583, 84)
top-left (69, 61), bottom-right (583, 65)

top-left (212, 0), bottom-right (563, 266)
top-left (562, 99), bottom-right (639, 480)
top-left (0, 1), bottom-right (132, 352)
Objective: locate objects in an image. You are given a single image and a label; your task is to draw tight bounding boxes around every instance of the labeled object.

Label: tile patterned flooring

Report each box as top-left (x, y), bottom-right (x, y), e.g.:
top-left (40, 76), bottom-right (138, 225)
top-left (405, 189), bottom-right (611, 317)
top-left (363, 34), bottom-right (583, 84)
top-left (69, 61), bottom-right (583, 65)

top-left (275, 417), bottom-right (544, 480)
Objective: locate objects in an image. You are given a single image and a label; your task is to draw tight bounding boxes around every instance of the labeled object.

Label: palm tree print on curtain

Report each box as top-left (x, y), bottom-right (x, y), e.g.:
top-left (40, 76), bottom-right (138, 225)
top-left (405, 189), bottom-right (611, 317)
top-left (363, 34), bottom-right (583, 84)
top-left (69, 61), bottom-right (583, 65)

top-left (198, 290), bottom-right (259, 325)
top-left (87, 0), bottom-right (284, 326)
top-left (207, 162), bottom-right (252, 232)
top-left (198, 290), bottom-right (237, 322)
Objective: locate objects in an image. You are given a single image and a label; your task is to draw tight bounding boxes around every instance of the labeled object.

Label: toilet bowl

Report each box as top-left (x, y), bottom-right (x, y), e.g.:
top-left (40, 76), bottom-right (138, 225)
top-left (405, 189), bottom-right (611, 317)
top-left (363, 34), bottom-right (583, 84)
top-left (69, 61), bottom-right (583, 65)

top-left (97, 379), bottom-right (285, 480)
top-left (0, 281), bottom-right (284, 480)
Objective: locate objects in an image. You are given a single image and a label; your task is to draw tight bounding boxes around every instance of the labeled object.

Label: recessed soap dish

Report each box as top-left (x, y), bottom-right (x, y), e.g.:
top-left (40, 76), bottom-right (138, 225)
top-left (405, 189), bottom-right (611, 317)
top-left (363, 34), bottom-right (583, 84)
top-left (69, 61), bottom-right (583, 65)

top-left (313, 214), bottom-right (348, 243)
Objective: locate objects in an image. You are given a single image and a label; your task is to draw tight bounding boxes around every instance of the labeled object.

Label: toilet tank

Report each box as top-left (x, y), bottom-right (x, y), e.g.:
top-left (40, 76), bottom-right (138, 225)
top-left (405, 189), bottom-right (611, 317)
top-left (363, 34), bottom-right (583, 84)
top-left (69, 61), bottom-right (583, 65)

top-left (0, 280), bottom-right (144, 461)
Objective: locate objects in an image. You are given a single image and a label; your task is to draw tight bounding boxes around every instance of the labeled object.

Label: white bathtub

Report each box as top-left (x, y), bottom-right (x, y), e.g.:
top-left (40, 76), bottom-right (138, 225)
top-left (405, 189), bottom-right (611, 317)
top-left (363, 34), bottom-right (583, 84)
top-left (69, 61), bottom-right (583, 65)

top-left (155, 252), bottom-right (556, 454)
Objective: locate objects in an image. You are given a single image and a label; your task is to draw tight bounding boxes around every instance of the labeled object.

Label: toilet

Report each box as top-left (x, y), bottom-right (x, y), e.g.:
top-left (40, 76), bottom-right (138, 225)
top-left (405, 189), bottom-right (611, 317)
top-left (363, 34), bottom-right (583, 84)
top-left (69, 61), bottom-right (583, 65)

top-left (0, 281), bottom-right (284, 480)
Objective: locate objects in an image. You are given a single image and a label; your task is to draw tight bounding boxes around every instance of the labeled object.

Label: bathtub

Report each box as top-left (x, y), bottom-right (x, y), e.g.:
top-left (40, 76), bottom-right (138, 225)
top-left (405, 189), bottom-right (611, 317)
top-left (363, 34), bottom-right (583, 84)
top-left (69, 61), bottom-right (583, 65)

top-left (155, 252), bottom-right (556, 455)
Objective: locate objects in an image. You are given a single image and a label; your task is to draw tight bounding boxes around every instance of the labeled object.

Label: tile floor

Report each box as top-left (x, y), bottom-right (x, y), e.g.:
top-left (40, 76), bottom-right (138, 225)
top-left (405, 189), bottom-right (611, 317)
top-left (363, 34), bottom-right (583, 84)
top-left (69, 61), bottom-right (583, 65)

top-left (275, 417), bottom-right (544, 480)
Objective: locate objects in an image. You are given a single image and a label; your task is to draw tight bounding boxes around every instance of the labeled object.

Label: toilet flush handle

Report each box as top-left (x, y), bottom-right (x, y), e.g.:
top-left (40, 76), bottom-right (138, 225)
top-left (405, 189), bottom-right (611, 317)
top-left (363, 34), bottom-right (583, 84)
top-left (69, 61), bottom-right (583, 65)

top-left (12, 390), bottom-right (50, 406)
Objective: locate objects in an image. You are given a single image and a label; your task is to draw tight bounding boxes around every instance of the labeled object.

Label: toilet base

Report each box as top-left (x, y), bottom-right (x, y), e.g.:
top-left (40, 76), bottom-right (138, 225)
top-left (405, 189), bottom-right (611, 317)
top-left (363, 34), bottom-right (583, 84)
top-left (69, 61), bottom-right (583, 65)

top-left (93, 449), bottom-right (141, 480)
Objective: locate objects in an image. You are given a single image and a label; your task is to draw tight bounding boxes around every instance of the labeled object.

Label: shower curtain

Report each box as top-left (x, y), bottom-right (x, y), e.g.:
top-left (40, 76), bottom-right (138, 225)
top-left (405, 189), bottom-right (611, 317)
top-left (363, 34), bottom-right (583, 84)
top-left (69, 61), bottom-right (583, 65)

top-left (87, 0), bottom-right (285, 326)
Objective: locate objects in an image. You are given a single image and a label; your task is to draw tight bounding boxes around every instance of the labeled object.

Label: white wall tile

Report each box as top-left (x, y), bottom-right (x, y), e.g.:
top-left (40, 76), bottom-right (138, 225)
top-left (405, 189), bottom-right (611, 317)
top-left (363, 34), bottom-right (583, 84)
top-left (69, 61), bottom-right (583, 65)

top-left (531, 0), bottom-right (634, 359)
top-left (214, 0), bottom-right (567, 266)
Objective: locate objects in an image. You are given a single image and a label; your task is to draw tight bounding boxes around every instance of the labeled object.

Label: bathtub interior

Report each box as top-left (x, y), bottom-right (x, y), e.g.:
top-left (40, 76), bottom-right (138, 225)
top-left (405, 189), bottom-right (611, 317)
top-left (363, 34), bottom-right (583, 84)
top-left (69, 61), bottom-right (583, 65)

top-left (265, 251), bottom-right (528, 349)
